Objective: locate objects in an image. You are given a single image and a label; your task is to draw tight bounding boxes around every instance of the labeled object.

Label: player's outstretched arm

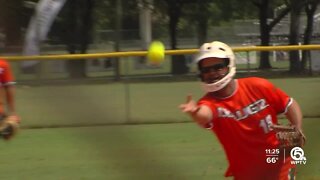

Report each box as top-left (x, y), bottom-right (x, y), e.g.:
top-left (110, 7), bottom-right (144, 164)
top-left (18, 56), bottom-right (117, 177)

top-left (286, 99), bottom-right (303, 130)
top-left (179, 95), bottom-right (213, 128)
top-left (285, 99), bottom-right (306, 145)
top-left (4, 85), bottom-right (20, 123)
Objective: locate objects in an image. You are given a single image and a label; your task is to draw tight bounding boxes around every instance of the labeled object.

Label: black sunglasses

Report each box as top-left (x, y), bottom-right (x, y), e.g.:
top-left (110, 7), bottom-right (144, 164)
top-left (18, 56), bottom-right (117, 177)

top-left (200, 63), bottom-right (228, 73)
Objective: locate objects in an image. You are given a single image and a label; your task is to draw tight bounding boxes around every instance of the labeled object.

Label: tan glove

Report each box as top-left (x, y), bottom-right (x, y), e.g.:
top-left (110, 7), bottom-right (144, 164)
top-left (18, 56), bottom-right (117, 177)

top-left (0, 116), bottom-right (20, 140)
top-left (270, 124), bottom-right (306, 150)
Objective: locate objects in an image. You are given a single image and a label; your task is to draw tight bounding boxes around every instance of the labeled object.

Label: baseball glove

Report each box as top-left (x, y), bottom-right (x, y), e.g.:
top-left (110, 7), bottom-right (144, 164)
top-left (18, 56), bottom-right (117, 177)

top-left (270, 124), bottom-right (306, 149)
top-left (0, 116), bottom-right (19, 140)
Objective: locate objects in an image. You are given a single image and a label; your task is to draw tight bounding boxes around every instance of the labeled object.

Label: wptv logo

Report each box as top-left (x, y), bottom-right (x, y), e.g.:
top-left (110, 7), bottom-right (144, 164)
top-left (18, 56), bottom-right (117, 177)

top-left (290, 147), bottom-right (307, 165)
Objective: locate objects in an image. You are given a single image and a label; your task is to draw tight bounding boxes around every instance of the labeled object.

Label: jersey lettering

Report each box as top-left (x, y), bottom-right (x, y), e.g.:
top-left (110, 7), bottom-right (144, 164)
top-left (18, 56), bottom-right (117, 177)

top-left (217, 99), bottom-right (269, 120)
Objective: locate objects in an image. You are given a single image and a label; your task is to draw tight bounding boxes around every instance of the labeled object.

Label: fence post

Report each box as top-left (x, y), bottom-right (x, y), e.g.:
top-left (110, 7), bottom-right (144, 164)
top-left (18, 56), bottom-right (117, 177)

top-left (124, 57), bottom-right (131, 123)
top-left (246, 51), bottom-right (251, 73)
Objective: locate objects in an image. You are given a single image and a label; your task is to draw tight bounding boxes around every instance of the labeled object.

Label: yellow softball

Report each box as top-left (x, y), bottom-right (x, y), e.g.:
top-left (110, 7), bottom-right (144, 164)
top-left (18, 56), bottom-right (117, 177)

top-left (147, 41), bottom-right (165, 65)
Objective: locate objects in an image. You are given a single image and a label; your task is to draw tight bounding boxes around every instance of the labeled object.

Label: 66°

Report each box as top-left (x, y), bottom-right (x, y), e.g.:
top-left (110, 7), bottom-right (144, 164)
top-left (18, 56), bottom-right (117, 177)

top-left (266, 157), bottom-right (278, 163)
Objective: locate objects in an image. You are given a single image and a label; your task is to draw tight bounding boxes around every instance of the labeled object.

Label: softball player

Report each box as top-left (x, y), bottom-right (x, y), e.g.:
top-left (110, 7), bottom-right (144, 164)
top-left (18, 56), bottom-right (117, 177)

top-left (0, 59), bottom-right (19, 123)
top-left (180, 41), bottom-right (304, 180)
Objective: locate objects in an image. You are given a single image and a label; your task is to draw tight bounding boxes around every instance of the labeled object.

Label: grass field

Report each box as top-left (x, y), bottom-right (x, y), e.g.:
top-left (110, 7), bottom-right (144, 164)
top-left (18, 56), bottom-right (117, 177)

top-left (2, 76), bottom-right (319, 179)
top-left (0, 119), bottom-right (318, 180)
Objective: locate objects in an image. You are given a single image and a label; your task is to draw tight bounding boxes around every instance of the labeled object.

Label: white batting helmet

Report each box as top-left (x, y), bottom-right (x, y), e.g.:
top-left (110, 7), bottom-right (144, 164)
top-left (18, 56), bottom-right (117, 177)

top-left (195, 41), bottom-right (236, 92)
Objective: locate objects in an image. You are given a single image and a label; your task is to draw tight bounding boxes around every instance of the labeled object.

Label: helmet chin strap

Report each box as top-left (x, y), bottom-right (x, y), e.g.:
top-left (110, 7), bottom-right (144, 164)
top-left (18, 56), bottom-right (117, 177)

top-left (201, 67), bottom-right (236, 92)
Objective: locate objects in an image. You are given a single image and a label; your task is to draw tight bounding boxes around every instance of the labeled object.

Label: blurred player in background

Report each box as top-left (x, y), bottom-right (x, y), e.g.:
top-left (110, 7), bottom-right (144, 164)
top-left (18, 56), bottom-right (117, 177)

top-left (180, 41), bottom-right (304, 180)
top-left (0, 58), bottom-right (19, 124)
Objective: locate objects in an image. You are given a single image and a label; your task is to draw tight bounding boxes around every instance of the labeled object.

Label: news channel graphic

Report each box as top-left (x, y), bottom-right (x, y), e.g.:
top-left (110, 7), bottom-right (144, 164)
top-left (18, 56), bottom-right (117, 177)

top-left (265, 147), bottom-right (307, 165)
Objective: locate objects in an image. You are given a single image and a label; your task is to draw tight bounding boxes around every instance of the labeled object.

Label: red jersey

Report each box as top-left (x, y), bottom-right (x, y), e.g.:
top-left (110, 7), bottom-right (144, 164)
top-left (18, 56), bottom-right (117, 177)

top-left (0, 59), bottom-right (15, 114)
top-left (0, 59), bottom-right (15, 86)
top-left (198, 77), bottom-right (294, 179)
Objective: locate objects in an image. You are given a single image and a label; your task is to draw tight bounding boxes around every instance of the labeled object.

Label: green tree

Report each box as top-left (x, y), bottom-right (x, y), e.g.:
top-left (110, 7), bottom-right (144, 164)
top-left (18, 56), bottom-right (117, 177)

top-left (64, 0), bottom-right (95, 78)
top-left (301, 0), bottom-right (320, 72)
top-left (184, 0), bottom-right (221, 46)
top-left (0, 0), bottom-right (23, 51)
top-left (185, 0), bottom-right (257, 46)
top-left (156, 0), bottom-right (258, 74)
top-left (252, 0), bottom-right (290, 69)
top-left (288, 0), bottom-right (305, 73)
top-left (161, 0), bottom-right (194, 75)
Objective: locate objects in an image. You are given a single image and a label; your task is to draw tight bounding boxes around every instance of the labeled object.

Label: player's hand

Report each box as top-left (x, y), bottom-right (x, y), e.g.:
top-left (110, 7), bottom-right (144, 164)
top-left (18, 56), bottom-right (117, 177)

top-left (7, 115), bottom-right (20, 124)
top-left (179, 95), bottom-right (200, 115)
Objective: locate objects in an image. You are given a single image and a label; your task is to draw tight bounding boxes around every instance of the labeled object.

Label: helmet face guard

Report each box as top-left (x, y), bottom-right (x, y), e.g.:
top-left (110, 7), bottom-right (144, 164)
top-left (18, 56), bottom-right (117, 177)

top-left (194, 41), bottom-right (236, 92)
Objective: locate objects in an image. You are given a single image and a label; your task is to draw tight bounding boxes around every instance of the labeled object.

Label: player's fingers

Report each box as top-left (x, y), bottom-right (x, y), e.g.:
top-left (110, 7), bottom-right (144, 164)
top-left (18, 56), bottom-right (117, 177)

top-left (179, 104), bottom-right (188, 110)
top-left (179, 104), bottom-right (191, 113)
top-left (179, 104), bottom-right (185, 109)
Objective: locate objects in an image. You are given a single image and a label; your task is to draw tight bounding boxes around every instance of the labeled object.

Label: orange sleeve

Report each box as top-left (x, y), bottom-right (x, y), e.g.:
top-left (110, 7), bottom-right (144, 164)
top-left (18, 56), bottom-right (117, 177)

top-left (0, 60), bottom-right (15, 85)
top-left (255, 78), bottom-right (291, 114)
top-left (198, 95), bottom-right (217, 116)
top-left (197, 95), bottom-right (217, 128)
